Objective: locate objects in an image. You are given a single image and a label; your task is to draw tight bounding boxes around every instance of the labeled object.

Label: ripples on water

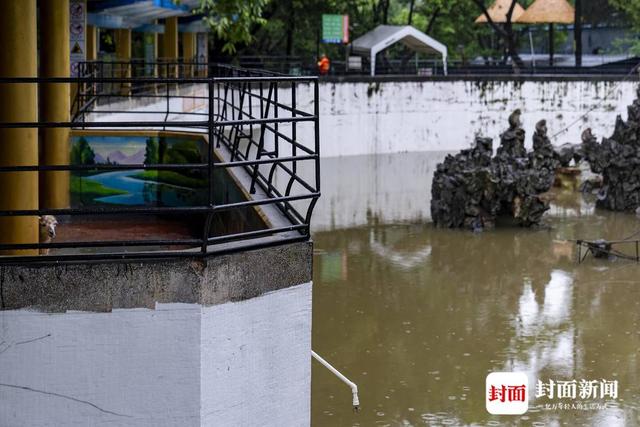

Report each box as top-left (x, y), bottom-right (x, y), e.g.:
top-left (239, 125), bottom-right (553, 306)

top-left (311, 152), bottom-right (640, 427)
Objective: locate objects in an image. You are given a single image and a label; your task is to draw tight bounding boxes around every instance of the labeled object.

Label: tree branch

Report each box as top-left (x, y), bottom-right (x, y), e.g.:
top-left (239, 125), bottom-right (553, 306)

top-left (471, 0), bottom-right (507, 37)
top-left (408, 0), bottom-right (415, 25)
top-left (425, 8), bottom-right (440, 34)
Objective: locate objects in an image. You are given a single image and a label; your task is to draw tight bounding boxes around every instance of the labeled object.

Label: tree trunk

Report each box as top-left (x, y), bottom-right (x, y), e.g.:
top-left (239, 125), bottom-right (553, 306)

top-left (506, 31), bottom-right (524, 71)
top-left (472, 0), bottom-right (523, 72)
top-left (504, 22), bottom-right (523, 71)
top-left (285, 0), bottom-right (295, 56)
top-left (426, 8), bottom-right (440, 34)
top-left (575, 0), bottom-right (582, 67)
top-left (408, 0), bottom-right (415, 25)
top-left (382, 0), bottom-right (390, 24)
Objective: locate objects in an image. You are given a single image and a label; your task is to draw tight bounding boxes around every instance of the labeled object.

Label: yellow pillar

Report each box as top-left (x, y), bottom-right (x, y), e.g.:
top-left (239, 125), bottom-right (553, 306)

top-left (0, 0), bottom-right (39, 255)
top-left (164, 17), bottom-right (178, 77)
top-left (115, 28), bottom-right (131, 95)
top-left (183, 32), bottom-right (196, 77)
top-left (87, 25), bottom-right (98, 61)
top-left (40, 0), bottom-right (71, 211)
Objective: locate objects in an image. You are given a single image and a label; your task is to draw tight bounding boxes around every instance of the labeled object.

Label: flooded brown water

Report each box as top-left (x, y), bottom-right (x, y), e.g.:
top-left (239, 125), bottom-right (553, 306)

top-left (311, 152), bottom-right (640, 426)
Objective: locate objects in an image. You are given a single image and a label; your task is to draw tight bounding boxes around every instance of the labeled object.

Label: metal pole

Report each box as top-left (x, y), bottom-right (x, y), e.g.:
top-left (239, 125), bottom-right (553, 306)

top-left (529, 29), bottom-right (536, 69)
top-left (202, 78), bottom-right (215, 253)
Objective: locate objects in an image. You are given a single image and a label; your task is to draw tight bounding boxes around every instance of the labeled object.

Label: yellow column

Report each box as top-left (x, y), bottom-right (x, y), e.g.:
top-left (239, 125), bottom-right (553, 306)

top-left (183, 32), bottom-right (196, 77)
top-left (115, 28), bottom-right (131, 95)
top-left (40, 0), bottom-right (71, 210)
top-left (87, 25), bottom-right (98, 61)
top-left (0, 0), bottom-right (39, 255)
top-left (164, 17), bottom-right (178, 77)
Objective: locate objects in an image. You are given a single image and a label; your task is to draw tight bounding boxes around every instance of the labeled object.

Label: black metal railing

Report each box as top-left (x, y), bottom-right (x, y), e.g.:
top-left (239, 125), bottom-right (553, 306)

top-left (234, 54), bottom-right (640, 77)
top-left (0, 62), bottom-right (320, 263)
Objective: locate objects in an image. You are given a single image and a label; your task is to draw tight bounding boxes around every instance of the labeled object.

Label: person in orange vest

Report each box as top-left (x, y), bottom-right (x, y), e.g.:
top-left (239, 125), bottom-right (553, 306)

top-left (317, 54), bottom-right (330, 75)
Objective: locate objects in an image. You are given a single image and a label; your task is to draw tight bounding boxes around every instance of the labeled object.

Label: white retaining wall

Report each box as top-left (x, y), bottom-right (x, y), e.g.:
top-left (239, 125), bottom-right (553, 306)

top-left (299, 79), bottom-right (637, 157)
top-left (0, 282), bottom-right (312, 427)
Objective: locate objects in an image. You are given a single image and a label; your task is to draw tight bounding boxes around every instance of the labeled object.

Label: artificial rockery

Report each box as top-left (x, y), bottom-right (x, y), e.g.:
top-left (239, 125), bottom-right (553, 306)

top-left (580, 87), bottom-right (640, 211)
top-left (431, 111), bottom-right (559, 230)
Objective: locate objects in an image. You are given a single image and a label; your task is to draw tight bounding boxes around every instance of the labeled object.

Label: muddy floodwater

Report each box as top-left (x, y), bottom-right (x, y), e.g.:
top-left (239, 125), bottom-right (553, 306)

top-left (311, 152), bottom-right (640, 426)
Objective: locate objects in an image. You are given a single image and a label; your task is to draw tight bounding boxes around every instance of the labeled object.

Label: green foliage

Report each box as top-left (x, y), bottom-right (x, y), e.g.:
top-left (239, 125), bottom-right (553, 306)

top-left (144, 137), bottom-right (159, 164)
top-left (154, 138), bottom-right (205, 180)
top-left (235, 0), bottom-right (540, 63)
top-left (610, 0), bottom-right (640, 54)
top-left (161, 140), bottom-right (202, 165)
top-left (196, 0), bottom-right (269, 53)
top-left (401, 0), bottom-right (498, 61)
top-left (210, 0), bottom-right (631, 64)
top-left (70, 137), bottom-right (96, 166)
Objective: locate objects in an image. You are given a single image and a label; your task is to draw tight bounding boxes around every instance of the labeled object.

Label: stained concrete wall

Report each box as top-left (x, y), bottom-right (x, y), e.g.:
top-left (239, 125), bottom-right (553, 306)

top-left (0, 242), bottom-right (313, 426)
top-left (299, 77), bottom-right (638, 157)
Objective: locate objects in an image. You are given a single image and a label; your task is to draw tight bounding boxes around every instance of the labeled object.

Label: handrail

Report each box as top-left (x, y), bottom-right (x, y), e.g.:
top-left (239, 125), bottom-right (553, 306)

top-left (0, 62), bottom-right (320, 264)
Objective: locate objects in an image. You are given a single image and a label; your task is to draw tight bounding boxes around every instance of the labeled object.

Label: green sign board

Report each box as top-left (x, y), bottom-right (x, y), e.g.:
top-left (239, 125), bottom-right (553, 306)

top-left (322, 14), bottom-right (348, 44)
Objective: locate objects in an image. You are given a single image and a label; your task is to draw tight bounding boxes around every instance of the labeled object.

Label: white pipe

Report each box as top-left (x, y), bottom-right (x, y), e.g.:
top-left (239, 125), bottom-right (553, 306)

top-left (311, 350), bottom-right (360, 411)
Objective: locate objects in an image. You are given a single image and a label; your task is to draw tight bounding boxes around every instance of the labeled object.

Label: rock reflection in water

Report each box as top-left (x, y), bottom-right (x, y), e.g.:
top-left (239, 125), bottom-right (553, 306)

top-left (312, 152), bottom-right (640, 426)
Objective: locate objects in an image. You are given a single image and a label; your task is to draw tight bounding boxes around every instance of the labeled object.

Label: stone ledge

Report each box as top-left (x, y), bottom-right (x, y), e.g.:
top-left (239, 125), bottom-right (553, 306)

top-left (0, 241), bottom-right (312, 312)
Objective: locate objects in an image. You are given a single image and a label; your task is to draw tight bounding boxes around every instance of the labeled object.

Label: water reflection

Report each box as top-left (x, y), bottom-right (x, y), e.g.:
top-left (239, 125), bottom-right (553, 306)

top-left (312, 152), bottom-right (640, 426)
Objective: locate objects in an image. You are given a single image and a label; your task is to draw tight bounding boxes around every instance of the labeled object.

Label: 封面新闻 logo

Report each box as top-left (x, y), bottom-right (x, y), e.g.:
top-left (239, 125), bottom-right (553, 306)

top-left (486, 372), bottom-right (529, 415)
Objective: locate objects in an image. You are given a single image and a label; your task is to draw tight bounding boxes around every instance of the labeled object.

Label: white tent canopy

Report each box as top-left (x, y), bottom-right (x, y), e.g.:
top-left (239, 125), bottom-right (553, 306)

top-left (351, 25), bottom-right (448, 76)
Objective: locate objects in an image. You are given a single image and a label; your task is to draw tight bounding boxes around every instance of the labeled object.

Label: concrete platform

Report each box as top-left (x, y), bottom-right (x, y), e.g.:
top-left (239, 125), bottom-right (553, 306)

top-left (0, 241), bottom-right (313, 426)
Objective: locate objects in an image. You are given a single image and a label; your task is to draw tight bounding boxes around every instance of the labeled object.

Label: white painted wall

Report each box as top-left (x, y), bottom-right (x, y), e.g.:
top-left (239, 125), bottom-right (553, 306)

top-left (297, 79), bottom-right (637, 157)
top-left (0, 282), bottom-right (312, 427)
top-left (201, 283), bottom-right (312, 426)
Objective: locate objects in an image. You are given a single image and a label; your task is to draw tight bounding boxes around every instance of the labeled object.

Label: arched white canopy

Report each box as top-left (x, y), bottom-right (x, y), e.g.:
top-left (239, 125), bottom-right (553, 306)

top-left (351, 25), bottom-right (448, 76)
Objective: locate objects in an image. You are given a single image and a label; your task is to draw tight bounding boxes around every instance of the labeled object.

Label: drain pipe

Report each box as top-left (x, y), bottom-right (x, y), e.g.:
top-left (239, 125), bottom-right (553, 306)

top-left (312, 350), bottom-right (360, 411)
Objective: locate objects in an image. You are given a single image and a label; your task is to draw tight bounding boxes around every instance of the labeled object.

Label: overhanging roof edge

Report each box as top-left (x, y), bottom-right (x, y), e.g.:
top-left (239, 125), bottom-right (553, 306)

top-left (89, 0), bottom-right (195, 26)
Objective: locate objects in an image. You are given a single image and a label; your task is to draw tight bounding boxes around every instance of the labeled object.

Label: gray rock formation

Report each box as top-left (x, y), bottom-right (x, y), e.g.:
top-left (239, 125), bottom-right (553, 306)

top-left (580, 87), bottom-right (640, 211)
top-left (431, 114), bottom-right (559, 230)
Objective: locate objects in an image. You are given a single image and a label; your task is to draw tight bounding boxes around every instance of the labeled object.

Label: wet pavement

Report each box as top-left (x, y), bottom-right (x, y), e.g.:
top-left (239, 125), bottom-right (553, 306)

top-left (311, 152), bottom-right (640, 426)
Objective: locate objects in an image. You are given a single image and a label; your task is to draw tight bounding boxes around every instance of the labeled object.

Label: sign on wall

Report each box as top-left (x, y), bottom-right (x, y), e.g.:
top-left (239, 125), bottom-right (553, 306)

top-left (322, 14), bottom-right (349, 44)
top-left (70, 0), bottom-right (86, 77)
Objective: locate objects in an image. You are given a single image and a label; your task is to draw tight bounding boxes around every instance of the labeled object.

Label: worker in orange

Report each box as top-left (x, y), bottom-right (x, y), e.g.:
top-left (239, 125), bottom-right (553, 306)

top-left (317, 54), bottom-right (330, 75)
